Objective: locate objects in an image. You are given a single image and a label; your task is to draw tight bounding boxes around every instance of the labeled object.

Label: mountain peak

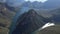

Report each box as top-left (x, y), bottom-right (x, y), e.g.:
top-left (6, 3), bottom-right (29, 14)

top-left (12, 9), bottom-right (48, 34)
top-left (27, 9), bottom-right (37, 16)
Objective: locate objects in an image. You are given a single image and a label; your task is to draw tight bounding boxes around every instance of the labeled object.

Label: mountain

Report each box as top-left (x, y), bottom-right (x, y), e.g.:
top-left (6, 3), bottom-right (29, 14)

top-left (11, 9), bottom-right (49, 34)
top-left (21, 0), bottom-right (60, 9)
top-left (4, 0), bottom-right (60, 10)
top-left (0, 3), bottom-right (16, 34)
top-left (42, 0), bottom-right (60, 9)
top-left (33, 25), bottom-right (60, 34)
top-left (0, 3), bottom-right (15, 28)
top-left (22, 1), bottom-right (43, 9)
top-left (49, 8), bottom-right (60, 23)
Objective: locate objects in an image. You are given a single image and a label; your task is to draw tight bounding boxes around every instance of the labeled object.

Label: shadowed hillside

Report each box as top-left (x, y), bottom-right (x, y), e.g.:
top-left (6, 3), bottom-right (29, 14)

top-left (0, 3), bottom-right (15, 34)
top-left (11, 9), bottom-right (49, 34)
top-left (0, 3), bottom-right (16, 27)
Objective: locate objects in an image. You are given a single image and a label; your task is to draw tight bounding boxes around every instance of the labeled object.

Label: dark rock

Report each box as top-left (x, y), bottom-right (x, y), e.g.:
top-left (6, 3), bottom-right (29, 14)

top-left (12, 9), bottom-right (48, 34)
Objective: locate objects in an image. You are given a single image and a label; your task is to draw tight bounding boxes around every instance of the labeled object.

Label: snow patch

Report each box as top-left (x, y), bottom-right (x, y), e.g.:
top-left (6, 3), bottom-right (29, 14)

top-left (41, 22), bottom-right (55, 29)
top-left (25, 0), bottom-right (48, 3)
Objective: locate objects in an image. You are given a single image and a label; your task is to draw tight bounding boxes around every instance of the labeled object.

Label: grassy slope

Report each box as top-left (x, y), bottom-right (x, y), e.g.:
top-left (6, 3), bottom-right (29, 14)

top-left (0, 3), bottom-right (16, 34)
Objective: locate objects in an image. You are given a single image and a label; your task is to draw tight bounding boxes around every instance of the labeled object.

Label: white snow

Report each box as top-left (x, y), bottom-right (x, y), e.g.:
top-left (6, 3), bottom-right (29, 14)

top-left (25, 0), bottom-right (48, 3)
top-left (31, 22), bottom-right (55, 34)
top-left (41, 22), bottom-right (55, 29)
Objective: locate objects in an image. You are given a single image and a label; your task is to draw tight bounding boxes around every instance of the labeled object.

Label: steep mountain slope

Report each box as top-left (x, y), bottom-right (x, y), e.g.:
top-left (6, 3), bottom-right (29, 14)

top-left (11, 9), bottom-right (49, 34)
top-left (0, 3), bottom-right (15, 27)
top-left (33, 25), bottom-right (60, 34)
top-left (0, 3), bottom-right (15, 34)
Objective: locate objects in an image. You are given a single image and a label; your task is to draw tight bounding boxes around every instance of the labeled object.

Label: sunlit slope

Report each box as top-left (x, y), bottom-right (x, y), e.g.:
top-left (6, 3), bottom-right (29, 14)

top-left (34, 25), bottom-right (60, 34)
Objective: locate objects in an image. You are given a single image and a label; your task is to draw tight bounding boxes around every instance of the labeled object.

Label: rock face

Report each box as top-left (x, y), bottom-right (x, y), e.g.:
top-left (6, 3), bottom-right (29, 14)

top-left (12, 9), bottom-right (49, 34)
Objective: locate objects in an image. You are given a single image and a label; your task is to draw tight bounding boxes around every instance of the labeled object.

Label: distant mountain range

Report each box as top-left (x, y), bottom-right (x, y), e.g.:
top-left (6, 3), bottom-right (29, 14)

top-left (0, 0), bottom-right (60, 10)
top-left (21, 0), bottom-right (60, 9)
top-left (1, 0), bottom-right (59, 10)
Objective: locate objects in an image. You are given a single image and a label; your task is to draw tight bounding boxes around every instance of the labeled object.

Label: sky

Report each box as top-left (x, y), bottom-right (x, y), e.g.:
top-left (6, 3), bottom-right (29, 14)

top-left (25, 0), bottom-right (48, 3)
